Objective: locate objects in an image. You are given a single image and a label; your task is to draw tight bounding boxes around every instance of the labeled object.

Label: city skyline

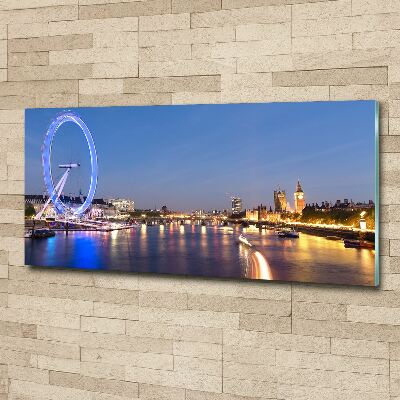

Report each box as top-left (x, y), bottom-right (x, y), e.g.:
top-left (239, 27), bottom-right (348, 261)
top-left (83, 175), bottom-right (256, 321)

top-left (25, 101), bottom-right (376, 210)
top-left (26, 182), bottom-right (374, 215)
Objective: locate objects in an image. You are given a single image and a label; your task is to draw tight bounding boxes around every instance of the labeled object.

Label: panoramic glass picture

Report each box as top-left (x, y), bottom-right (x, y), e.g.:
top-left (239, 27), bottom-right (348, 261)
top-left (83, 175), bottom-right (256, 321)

top-left (25, 101), bottom-right (379, 286)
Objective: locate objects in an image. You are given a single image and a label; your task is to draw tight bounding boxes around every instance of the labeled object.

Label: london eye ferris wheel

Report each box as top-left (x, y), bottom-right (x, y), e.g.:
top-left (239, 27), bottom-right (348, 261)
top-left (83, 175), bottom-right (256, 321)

top-left (35, 111), bottom-right (98, 220)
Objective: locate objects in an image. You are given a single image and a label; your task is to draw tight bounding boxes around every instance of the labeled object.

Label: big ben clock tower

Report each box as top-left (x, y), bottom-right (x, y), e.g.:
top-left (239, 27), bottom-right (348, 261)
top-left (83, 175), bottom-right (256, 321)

top-left (294, 181), bottom-right (305, 214)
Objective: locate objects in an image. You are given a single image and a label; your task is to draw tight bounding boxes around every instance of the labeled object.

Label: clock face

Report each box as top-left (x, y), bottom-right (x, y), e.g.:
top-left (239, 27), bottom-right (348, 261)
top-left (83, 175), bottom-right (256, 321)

top-left (298, 194), bottom-right (303, 199)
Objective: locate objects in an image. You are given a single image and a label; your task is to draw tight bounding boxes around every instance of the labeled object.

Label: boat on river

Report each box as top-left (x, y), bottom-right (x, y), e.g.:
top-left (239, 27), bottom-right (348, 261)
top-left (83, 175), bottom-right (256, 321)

top-left (277, 228), bottom-right (299, 238)
top-left (344, 239), bottom-right (375, 249)
top-left (219, 226), bottom-right (234, 231)
top-left (238, 234), bottom-right (253, 247)
top-left (326, 235), bottom-right (342, 240)
top-left (245, 225), bottom-right (259, 233)
top-left (27, 228), bottom-right (56, 239)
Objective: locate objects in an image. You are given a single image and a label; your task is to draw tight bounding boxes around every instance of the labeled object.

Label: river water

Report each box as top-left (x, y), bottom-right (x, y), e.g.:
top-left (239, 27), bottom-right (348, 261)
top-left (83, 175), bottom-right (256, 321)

top-left (25, 223), bottom-right (375, 286)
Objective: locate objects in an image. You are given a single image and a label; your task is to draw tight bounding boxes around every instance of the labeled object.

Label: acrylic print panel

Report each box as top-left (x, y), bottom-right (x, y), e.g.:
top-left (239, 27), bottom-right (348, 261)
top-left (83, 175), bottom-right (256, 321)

top-left (24, 101), bottom-right (379, 287)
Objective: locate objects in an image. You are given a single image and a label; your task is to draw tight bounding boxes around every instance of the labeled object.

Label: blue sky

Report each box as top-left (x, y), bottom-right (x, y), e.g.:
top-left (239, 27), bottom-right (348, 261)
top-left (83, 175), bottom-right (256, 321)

top-left (25, 101), bottom-right (377, 211)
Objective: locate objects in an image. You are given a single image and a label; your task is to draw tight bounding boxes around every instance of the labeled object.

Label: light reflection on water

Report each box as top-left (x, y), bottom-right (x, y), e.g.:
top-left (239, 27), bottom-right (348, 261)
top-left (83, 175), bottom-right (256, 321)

top-left (25, 225), bottom-right (375, 286)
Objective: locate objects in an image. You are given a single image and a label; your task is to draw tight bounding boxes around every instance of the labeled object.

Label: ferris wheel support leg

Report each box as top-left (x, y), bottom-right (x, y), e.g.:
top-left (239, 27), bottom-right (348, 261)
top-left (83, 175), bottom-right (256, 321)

top-left (35, 168), bottom-right (71, 220)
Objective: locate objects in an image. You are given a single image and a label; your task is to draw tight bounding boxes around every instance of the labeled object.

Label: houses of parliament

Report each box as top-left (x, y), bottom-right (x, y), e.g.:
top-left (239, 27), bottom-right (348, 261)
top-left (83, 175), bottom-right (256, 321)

top-left (274, 181), bottom-right (305, 214)
top-left (245, 181), bottom-right (305, 222)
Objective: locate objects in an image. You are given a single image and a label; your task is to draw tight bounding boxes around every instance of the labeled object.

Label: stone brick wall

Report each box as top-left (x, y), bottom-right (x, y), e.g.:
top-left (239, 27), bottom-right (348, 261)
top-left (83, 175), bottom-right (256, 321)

top-left (0, 0), bottom-right (399, 399)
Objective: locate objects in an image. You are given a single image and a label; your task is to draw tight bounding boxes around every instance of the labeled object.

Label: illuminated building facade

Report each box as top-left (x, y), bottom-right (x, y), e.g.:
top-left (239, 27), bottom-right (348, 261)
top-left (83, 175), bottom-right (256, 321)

top-left (246, 205), bottom-right (282, 223)
top-left (274, 189), bottom-right (287, 212)
top-left (231, 197), bottom-right (242, 214)
top-left (90, 199), bottom-right (116, 218)
top-left (109, 198), bottom-right (135, 214)
top-left (265, 212), bottom-right (281, 223)
top-left (245, 209), bottom-right (258, 221)
top-left (25, 195), bottom-right (118, 219)
top-left (294, 180), bottom-right (305, 214)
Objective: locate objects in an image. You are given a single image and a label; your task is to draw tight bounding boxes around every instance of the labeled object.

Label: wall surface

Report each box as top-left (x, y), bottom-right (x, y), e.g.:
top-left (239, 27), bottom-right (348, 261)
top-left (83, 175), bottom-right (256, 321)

top-left (0, 0), bottom-right (399, 399)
